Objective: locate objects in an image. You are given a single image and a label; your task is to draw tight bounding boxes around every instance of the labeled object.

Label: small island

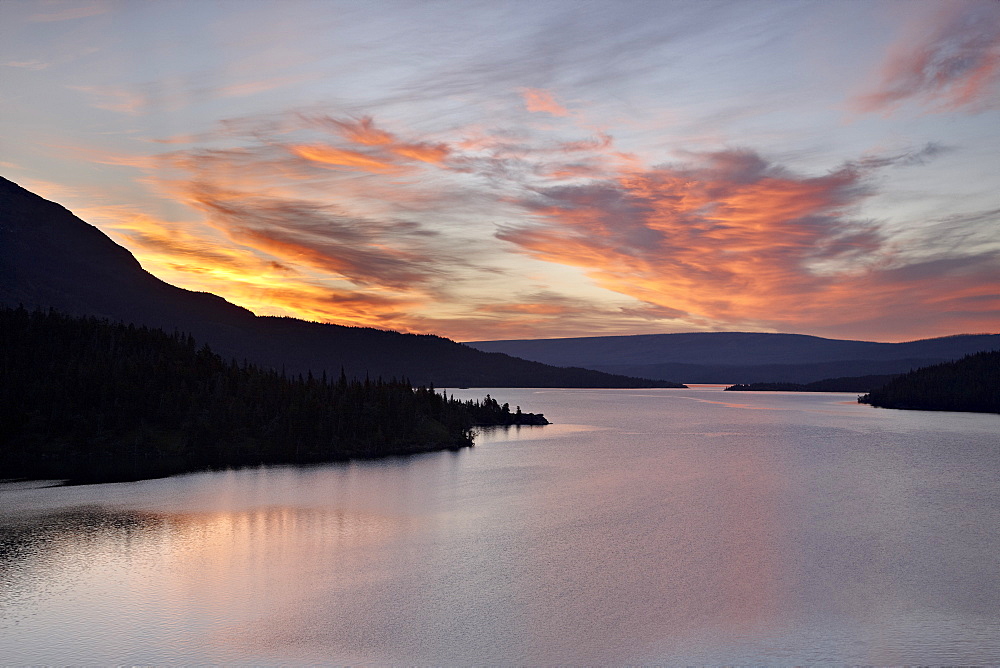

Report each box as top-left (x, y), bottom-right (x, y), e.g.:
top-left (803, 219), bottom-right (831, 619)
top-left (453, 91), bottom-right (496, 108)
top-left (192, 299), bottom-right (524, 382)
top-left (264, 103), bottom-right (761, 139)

top-left (0, 306), bottom-right (548, 484)
top-left (858, 350), bottom-right (1000, 414)
top-left (470, 394), bottom-right (549, 426)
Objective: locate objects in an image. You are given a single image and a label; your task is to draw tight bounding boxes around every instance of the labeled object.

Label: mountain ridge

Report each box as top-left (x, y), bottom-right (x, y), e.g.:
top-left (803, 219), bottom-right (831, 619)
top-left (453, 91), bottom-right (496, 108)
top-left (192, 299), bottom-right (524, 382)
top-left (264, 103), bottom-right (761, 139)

top-left (465, 331), bottom-right (1000, 384)
top-left (0, 176), bottom-right (679, 388)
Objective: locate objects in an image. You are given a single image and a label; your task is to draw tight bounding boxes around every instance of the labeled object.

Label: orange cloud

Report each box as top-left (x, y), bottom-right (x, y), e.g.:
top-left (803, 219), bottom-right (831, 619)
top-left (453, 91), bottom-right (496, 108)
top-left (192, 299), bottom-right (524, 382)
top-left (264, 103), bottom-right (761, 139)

top-left (183, 188), bottom-right (451, 289)
top-left (498, 149), bottom-right (916, 329)
top-left (852, 2), bottom-right (1000, 114)
top-left (290, 144), bottom-right (399, 173)
top-left (308, 116), bottom-right (452, 165)
top-left (521, 88), bottom-right (570, 116)
top-left (390, 142), bottom-right (450, 165)
top-left (90, 202), bottom-right (429, 330)
top-left (239, 283), bottom-right (425, 329)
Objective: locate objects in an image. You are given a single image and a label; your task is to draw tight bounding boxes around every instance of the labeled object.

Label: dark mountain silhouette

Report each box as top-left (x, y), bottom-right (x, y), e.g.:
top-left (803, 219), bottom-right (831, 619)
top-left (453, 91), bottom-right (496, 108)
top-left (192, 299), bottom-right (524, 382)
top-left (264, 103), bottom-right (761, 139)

top-left (466, 331), bottom-right (1000, 384)
top-left (0, 176), bottom-right (679, 388)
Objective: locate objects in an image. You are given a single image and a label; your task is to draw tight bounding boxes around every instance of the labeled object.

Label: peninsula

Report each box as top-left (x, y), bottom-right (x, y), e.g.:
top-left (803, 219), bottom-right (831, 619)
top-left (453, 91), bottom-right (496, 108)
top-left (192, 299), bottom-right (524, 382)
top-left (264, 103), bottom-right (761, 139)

top-left (0, 306), bottom-right (548, 484)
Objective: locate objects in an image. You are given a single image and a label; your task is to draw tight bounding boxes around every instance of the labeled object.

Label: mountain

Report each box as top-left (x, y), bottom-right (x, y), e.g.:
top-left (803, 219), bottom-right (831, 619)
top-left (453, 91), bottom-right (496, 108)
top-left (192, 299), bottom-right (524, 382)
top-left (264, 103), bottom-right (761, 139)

top-left (0, 176), bottom-right (679, 388)
top-left (465, 331), bottom-right (1000, 384)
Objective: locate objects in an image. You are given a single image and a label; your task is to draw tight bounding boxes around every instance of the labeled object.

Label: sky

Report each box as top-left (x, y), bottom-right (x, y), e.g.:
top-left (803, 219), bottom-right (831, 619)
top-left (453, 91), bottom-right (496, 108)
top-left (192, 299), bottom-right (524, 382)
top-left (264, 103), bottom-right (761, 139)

top-left (1, 0), bottom-right (998, 343)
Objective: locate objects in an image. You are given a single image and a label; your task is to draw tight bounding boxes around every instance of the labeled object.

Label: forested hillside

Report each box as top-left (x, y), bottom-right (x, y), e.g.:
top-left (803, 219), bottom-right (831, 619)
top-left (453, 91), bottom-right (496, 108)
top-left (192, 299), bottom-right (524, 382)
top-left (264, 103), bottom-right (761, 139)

top-left (858, 351), bottom-right (1000, 414)
top-left (0, 307), bottom-right (545, 483)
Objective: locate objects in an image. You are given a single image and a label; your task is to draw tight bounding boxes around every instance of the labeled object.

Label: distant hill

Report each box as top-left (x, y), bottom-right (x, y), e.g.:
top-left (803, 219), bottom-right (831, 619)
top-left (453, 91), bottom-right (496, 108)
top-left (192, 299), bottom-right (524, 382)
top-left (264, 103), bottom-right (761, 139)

top-left (466, 332), bottom-right (1000, 384)
top-left (0, 176), bottom-right (679, 388)
top-left (725, 373), bottom-right (901, 393)
top-left (859, 351), bottom-right (1000, 414)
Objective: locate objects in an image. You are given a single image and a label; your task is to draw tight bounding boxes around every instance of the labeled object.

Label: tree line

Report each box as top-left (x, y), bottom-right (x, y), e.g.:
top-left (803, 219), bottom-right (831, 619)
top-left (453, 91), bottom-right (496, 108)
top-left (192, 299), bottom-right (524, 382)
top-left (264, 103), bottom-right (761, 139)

top-left (725, 374), bottom-right (901, 393)
top-left (0, 306), bottom-right (546, 483)
top-left (858, 350), bottom-right (999, 414)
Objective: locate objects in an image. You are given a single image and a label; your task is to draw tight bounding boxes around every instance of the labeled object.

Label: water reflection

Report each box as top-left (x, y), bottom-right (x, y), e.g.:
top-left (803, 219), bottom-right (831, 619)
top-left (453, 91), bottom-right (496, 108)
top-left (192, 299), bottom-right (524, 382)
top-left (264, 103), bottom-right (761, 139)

top-left (0, 506), bottom-right (162, 604)
top-left (0, 493), bottom-right (409, 664)
top-left (474, 422), bottom-right (599, 443)
top-left (1, 388), bottom-right (999, 664)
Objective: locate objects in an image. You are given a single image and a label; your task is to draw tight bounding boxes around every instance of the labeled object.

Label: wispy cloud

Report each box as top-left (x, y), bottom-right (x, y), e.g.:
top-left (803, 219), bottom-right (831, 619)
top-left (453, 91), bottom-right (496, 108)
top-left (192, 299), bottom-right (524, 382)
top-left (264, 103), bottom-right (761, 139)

top-left (215, 73), bottom-right (318, 99)
top-left (852, 2), bottom-right (1000, 114)
top-left (68, 84), bottom-right (149, 115)
top-left (3, 60), bottom-right (50, 70)
top-left (307, 115), bottom-right (452, 165)
top-left (186, 186), bottom-right (448, 290)
top-left (26, 1), bottom-right (108, 22)
top-left (290, 145), bottom-right (401, 173)
top-left (521, 88), bottom-right (570, 116)
top-left (87, 200), bottom-right (433, 329)
top-left (418, 291), bottom-right (697, 342)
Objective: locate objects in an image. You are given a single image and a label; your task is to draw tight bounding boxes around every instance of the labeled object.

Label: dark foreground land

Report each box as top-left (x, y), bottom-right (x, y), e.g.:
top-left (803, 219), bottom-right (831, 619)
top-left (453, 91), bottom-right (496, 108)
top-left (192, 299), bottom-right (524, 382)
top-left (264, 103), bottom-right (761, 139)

top-left (858, 350), bottom-right (1000, 414)
top-left (0, 307), bottom-right (547, 484)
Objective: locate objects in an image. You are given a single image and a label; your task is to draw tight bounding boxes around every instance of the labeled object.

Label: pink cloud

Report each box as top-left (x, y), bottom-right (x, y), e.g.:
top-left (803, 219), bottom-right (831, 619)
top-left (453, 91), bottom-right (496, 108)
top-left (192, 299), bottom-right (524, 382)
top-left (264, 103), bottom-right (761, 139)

top-left (853, 2), bottom-right (1000, 114)
top-left (521, 88), bottom-right (571, 116)
top-left (306, 115), bottom-right (452, 165)
top-left (496, 147), bottom-right (999, 336)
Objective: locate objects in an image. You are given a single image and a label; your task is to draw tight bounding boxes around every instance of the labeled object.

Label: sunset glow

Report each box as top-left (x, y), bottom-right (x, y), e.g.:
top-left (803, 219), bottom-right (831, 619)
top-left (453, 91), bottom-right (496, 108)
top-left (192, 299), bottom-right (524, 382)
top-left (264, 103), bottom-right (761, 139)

top-left (2, 0), bottom-right (998, 341)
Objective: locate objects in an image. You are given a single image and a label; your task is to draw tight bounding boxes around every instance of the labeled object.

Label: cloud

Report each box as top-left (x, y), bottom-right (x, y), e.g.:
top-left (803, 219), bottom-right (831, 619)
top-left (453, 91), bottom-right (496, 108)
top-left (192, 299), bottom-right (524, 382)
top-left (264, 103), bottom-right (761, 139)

top-left (185, 187), bottom-right (450, 291)
top-left (425, 291), bottom-right (698, 341)
top-left (852, 2), bottom-right (1000, 114)
top-left (815, 250), bottom-right (1000, 340)
top-left (854, 142), bottom-right (955, 169)
top-left (3, 60), bottom-right (50, 70)
top-left (237, 283), bottom-right (424, 328)
top-left (306, 115), bottom-right (452, 165)
top-left (57, 100), bottom-right (996, 341)
top-left (88, 201), bottom-right (431, 330)
top-left (496, 146), bottom-right (994, 334)
top-left (68, 84), bottom-right (149, 115)
top-left (521, 88), bottom-right (570, 116)
top-left (215, 74), bottom-right (318, 99)
top-left (90, 114), bottom-right (501, 332)
top-left (26, 2), bottom-right (108, 22)
top-left (290, 144), bottom-right (401, 173)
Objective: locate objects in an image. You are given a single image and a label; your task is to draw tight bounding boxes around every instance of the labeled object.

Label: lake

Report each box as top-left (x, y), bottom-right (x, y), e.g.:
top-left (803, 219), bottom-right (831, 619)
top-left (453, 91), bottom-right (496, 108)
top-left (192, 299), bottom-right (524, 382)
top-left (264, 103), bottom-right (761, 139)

top-left (2, 386), bottom-right (999, 664)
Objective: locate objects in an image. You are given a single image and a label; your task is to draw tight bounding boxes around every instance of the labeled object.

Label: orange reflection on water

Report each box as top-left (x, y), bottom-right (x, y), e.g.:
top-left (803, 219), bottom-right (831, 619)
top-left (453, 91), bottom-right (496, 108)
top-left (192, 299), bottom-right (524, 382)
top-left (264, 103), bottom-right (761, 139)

top-left (0, 503), bottom-right (403, 647)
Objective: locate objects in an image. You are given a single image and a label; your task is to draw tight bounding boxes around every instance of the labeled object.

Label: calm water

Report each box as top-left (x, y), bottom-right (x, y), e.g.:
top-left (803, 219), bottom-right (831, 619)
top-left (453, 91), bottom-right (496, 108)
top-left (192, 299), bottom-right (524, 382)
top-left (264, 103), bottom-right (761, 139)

top-left (2, 386), bottom-right (999, 665)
